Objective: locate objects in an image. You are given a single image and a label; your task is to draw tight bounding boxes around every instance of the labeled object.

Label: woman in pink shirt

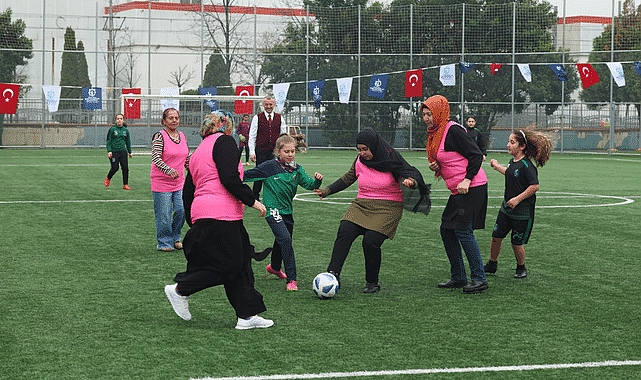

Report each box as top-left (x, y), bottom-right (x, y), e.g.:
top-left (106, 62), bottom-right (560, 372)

top-left (422, 95), bottom-right (489, 294)
top-left (315, 128), bottom-right (430, 294)
top-left (150, 108), bottom-right (189, 252)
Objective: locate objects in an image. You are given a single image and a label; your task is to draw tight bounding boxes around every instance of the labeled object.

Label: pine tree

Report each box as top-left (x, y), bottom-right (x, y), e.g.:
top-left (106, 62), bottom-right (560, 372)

top-left (57, 27), bottom-right (92, 123)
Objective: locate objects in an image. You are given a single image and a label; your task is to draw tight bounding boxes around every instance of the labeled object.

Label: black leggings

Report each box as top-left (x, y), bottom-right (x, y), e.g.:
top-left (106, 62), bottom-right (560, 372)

top-left (327, 220), bottom-right (388, 284)
top-left (107, 150), bottom-right (129, 185)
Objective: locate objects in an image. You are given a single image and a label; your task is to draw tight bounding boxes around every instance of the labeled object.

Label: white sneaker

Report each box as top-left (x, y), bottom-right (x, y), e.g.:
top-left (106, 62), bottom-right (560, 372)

top-left (164, 284), bottom-right (191, 321)
top-left (235, 315), bottom-right (274, 330)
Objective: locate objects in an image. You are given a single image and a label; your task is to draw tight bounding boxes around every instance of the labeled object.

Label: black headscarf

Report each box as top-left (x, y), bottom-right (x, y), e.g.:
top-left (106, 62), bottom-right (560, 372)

top-left (356, 128), bottom-right (431, 214)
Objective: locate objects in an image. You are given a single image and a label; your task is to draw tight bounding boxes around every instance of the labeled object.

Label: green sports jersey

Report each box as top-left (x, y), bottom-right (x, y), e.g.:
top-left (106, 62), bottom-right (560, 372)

top-left (244, 159), bottom-right (321, 215)
top-left (106, 125), bottom-right (132, 153)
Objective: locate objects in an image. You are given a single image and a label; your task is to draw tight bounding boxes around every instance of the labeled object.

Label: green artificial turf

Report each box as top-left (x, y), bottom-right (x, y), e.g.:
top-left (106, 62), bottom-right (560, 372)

top-left (0, 148), bottom-right (639, 379)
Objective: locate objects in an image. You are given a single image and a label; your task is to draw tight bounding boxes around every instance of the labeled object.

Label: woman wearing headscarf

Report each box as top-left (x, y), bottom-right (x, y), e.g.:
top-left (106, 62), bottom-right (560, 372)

top-left (421, 95), bottom-right (489, 294)
top-left (164, 112), bottom-right (274, 330)
top-left (315, 128), bottom-right (430, 294)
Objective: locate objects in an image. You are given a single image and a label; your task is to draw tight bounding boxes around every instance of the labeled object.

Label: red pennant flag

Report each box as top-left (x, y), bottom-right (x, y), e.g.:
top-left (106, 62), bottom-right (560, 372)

top-left (490, 63), bottom-right (503, 75)
top-left (576, 63), bottom-right (601, 89)
top-left (122, 88), bottom-right (141, 119)
top-left (404, 69), bottom-right (423, 98)
top-left (0, 83), bottom-right (21, 115)
top-left (234, 86), bottom-right (254, 115)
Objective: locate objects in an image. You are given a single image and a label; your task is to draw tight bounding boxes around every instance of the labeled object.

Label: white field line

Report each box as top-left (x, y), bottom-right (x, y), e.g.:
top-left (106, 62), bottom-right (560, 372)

top-left (0, 192), bottom-right (635, 208)
top-left (190, 360), bottom-right (641, 380)
top-left (294, 191), bottom-right (635, 208)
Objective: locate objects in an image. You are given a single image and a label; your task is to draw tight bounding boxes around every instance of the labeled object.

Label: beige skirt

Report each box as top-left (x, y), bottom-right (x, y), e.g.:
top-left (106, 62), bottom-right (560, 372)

top-left (342, 198), bottom-right (404, 239)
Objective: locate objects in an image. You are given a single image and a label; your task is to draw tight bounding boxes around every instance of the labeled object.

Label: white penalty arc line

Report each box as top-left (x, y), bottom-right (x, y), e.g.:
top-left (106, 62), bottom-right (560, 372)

top-left (191, 360), bottom-right (641, 380)
top-left (294, 191), bottom-right (635, 208)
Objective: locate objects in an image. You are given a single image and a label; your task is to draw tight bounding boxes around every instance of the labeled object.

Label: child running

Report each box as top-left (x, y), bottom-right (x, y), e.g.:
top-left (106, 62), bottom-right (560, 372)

top-left (244, 134), bottom-right (323, 291)
top-left (484, 128), bottom-right (552, 278)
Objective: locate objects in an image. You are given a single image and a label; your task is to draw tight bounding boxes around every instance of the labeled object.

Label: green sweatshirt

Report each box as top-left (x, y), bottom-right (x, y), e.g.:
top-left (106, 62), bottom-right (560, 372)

top-left (106, 125), bottom-right (132, 153)
top-left (244, 159), bottom-right (321, 215)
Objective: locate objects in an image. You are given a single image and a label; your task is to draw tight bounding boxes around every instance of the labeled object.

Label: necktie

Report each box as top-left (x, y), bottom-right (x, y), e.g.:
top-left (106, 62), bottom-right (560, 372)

top-left (268, 114), bottom-right (272, 123)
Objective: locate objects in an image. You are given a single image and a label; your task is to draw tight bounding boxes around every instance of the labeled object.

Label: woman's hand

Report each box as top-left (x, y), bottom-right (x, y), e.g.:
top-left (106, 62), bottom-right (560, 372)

top-left (169, 168), bottom-right (179, 179)
top-left (314, 188), bottom-right (329, 199)
top-left (314, 172), bottom-right (323, 181)
top-left (402, 178), bottom-right (416, 188)
top-left (428, 161), bottom-right (439, 172)
top-left (457, 178), bottom-right (471, 195)
top-left (252, 200), bottom-right (267, 217)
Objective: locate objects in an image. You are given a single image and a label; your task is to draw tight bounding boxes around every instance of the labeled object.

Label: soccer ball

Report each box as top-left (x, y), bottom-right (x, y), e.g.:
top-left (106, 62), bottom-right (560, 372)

top-left (312, 272), bottom-right (339, 299)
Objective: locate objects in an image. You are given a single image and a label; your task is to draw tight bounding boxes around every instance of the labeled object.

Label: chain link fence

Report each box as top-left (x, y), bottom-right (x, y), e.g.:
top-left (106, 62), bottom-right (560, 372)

top-left (1, 1), bottom-right (640, 151)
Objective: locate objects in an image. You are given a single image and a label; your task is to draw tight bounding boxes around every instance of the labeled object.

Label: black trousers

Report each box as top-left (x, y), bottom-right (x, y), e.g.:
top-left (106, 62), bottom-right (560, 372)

top-left (173, 219), bottom-right (267, 319)
top-left (174, 264), bottom-right (266, 319)
top-left (107, 150), bottom-right (129, 185)
top-left (238, 144), bottom-right (250, 163)
top-left (327, 220), bottom-right (388, 284)
top-left (252, 149), bottom-right (275, 199)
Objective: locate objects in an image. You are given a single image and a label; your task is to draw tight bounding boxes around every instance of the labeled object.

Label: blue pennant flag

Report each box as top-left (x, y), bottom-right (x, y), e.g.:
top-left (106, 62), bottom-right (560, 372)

top-left (458, 62), bottom-right (475, 74)
top-left (82, 87), bottom-right (102, 110)
top-left (548, 64), bottom-right (568, 81)
top-left (308, 80), bottom-right (325, 109)
top-left (634, 62), bottom-right (641, 75)
top-left (199, 87), bottom-right (218, 111)
top-left (367, 74), bottom-right (388, 99)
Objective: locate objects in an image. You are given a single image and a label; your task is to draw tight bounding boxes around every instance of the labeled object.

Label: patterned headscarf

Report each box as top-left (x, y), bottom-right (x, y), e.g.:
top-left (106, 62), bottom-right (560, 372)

top-left (200, 111), bottom-right (234, 138)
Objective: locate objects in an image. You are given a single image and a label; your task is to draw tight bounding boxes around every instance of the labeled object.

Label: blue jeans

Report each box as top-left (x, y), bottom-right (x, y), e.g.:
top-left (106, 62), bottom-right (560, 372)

top-left (440, 220), bottom-right (486, 283)
top-left (265, 210), bottom-right (296, 281)
top-left (153, 190), bottom-right (185, 250)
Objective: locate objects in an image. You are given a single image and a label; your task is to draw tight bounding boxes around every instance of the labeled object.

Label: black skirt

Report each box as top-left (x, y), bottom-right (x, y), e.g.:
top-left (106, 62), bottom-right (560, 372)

top-left (441, 184), bottom-right (488, 230)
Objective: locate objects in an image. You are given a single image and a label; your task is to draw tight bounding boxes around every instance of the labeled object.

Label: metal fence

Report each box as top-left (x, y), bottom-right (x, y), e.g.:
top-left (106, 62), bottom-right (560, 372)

top-left (1, 1), bottom-right (640, 152)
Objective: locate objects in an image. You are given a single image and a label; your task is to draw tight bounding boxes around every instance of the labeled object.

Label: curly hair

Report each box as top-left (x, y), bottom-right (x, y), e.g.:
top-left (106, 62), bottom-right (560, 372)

top-left (513, 127), bottom-right (552, 167)
top-left (200, 112), bottom-right (234, 138)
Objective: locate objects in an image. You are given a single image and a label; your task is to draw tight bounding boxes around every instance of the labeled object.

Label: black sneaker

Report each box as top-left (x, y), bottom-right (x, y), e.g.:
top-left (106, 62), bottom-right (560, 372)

top-left (363, 282), bottom-right (381, 293)
top-left (437, 279), bottom-right (467, 289)
top-left (514, 267), bottom-right (528, 279)
top-left (484, 260), bottom-right (497, 274)
top-left (328, 271), bottom-right (341, 287)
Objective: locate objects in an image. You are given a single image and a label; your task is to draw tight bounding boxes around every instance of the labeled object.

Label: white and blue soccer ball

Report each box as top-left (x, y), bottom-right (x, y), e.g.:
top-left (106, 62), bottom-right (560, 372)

top-left (312, 272), bottom-right (339, 299)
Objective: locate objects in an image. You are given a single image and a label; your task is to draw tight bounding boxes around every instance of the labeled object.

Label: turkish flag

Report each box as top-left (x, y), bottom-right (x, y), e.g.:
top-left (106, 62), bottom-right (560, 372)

top-left (122, 87), bottom-right (141, 119)
top-left (234, 86), bottom-right (254, 115)
top-left (576, 63), bottom-right (600, 89)
top-left (0, 83), bottom-right (21, 115)
top-left (404, 69), bottom-right (423, 98)
top-left (490, 63), bottom-right (503, 75)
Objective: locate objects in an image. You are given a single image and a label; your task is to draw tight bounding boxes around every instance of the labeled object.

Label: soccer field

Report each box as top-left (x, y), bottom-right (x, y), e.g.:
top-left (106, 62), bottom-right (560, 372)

top-left (1, 148), bottom-right (640, 379)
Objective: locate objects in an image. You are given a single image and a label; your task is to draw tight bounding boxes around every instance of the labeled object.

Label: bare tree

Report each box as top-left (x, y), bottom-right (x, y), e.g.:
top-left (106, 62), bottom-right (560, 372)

top-left (169, 65), bottom-right (196, 91)
top-left (117, 32), bottom-right (141, 88)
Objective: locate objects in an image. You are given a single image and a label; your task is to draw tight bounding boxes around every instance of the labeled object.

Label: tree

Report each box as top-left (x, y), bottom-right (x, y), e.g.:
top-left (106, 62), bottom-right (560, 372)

top-left (579, 0), bottom-right (641, 119)
top-left (192, 0), bottom-right (253, 91)
top-left (57, 27), bottom-right (92, 123)
top-left (0, 8), bottom-right (33, 144)
top-left (169, 65), bottom-right (196, 91)
top-left (261, 0), bottom-right (579, 147)
top-left (202, 51), bottom-right (233, 94)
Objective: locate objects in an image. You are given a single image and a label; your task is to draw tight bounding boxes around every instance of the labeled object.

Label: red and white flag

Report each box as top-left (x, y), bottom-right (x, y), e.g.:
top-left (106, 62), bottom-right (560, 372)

top-left (234, 86), bottom-right (254, 115)
top-left (576, 63), bottom-right (600, 89)
top-left (0, 83), bottom-right (21, 115)
top-left (122, 88), bottom-right (141, 119)
top-left (490, 63), bottom-right (503, 75)
top-left (404, 68), bottom-right (423, 98)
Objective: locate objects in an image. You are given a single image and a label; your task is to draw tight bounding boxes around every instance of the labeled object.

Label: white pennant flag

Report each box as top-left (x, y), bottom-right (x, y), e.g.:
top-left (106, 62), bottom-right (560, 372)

top-left (42, 85), bottom-right (62, 112)
top-left (606, 62), bottom-right (626, 87)
top-left (517, 64), bottom-right (532, 83)
top-left (160, 87), bottom-right (180, 111)
top-left (336, 77), bottom-right (353, 104)
top-left (272, 83), bottom-right (290, 112)
top-left (439, 64), bottom-right (456, 86)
